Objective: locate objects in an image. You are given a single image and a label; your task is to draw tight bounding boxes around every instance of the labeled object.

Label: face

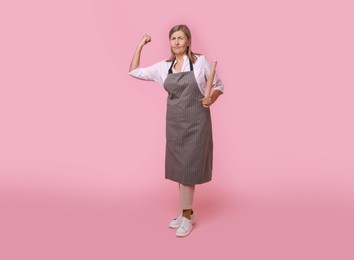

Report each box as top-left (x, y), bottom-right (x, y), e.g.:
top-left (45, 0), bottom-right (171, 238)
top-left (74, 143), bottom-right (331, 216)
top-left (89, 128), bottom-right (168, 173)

top-left (170, 30), bottom-right (190, 56)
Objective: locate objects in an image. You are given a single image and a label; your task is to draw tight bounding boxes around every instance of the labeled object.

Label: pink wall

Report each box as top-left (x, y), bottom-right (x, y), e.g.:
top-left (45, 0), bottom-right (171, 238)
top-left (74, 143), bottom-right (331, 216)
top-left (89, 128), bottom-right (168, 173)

top-left (1, 0), bottom-right (353, 195)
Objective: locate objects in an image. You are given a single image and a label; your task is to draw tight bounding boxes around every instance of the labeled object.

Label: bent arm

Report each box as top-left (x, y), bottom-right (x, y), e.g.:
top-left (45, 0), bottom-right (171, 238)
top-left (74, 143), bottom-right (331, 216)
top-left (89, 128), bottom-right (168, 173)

top-left (129, 34), bottom-right (151, 72)
top-left (211, 89), bottom-right (223, 104)
top-left (129, 45), bottom-right (143, 72)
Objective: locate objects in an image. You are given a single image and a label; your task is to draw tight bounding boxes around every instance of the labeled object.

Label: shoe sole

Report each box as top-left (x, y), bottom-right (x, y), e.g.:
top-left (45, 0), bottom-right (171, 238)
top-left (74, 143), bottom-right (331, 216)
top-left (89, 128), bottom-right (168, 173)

top-left (169, 224), bottom-right (180, 229)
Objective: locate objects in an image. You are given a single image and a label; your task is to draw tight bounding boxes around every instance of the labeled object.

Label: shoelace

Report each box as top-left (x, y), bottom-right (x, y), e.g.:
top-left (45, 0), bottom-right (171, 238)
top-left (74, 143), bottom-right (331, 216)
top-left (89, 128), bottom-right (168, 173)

top-left (179, 218), bottom-right (192, 231)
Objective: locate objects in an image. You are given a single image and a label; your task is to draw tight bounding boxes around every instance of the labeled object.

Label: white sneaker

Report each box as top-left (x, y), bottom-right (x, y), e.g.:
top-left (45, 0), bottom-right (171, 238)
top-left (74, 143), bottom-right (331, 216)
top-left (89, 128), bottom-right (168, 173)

top-left (176, 217), bottom-right (193, 237)
top-left (169, 214), bottom-right (195, 229)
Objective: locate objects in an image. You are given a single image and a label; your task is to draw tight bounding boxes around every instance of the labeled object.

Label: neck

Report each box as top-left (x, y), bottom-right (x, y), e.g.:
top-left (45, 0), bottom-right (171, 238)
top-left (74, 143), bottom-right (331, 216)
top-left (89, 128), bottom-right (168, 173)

top-left (175, 53), bottom-right (186, 61)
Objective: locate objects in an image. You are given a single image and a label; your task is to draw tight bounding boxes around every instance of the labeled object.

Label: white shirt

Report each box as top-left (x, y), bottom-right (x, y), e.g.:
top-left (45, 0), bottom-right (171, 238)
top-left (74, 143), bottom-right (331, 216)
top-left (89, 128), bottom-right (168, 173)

top-left (128, 55), bottom-right (224, 95)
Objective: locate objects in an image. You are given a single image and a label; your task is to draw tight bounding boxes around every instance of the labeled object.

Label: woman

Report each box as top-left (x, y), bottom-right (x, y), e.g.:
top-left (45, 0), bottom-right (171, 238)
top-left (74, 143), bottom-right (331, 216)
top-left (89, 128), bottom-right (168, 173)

top-left (128, 24), bottom-right (224, 237)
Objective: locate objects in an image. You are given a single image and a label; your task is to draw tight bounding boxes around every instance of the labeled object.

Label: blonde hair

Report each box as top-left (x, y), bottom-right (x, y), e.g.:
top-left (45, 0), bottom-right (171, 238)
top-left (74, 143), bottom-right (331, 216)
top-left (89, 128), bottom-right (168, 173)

top-left (166, 24), bottom-right (200, 63)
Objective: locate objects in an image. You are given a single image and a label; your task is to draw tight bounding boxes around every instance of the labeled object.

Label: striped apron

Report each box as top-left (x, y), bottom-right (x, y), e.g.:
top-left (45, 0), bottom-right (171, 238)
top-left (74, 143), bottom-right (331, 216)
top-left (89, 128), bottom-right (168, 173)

top-left (163, 59), bottom-right (213, 185)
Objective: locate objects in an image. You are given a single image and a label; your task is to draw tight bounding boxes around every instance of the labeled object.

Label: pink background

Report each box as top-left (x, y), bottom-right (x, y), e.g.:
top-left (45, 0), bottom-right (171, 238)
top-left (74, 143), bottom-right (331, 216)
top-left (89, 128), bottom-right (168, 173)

top-left (1, 0), bottom-right (353, 259)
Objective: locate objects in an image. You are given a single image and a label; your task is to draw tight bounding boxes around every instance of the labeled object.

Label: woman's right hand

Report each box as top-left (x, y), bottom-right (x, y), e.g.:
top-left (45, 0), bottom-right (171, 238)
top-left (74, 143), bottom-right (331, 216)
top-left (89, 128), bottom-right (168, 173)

top-left (139, 34), bottom-right (151, 47)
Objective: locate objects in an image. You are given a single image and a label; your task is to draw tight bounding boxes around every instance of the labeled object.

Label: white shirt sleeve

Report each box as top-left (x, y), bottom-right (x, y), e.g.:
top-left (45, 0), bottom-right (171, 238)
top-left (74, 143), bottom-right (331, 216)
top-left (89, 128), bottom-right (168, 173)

top-left (128, 61), bottom-right (166, 86)
top-left (202, 56), bottom-right (224, 93)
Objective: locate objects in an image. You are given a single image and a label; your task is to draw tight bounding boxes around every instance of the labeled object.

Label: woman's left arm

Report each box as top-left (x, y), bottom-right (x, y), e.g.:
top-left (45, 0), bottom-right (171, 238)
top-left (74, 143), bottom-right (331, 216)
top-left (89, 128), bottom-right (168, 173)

top-left (200, 56), bottom-right (224, 108)
top-left (200, 89), bottom-right (223, 108)
top-left (211, 89), bottom-right (223, 104)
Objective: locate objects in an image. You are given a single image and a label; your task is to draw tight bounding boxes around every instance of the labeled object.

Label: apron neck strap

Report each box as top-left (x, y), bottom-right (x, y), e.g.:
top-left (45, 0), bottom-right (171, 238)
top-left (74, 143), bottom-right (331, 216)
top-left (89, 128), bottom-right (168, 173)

top-left (168, 57), bottom-right (194, 74)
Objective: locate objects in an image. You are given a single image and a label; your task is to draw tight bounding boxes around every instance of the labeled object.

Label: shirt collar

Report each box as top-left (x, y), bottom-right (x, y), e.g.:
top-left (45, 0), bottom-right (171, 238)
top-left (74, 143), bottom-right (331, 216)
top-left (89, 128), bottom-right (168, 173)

top-left (172, 54), bottom-right (188, 63)
top-left (172, 55), bottom-right (189, 72)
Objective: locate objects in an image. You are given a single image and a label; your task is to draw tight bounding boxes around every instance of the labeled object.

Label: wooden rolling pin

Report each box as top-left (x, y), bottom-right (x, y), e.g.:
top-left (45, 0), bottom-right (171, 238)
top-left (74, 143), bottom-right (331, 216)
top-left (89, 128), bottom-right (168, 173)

top-left (204, 61), bottom-right (217, 98)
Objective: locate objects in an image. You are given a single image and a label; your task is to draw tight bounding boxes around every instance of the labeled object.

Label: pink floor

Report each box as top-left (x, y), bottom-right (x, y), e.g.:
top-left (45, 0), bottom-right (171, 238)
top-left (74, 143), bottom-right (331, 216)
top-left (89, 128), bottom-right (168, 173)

top-left (1, 177), bottom-right (353, 260)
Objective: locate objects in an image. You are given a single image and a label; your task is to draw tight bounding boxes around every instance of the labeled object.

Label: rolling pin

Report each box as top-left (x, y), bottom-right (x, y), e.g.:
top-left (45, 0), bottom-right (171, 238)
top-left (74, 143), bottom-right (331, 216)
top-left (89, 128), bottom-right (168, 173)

top-left (204, 61), bottom-right (217, 99)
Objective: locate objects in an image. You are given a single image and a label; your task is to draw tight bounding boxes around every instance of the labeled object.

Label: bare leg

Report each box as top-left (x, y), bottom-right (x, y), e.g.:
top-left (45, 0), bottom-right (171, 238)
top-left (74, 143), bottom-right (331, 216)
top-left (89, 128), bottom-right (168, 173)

top-left (179, 183), bottom-right (195, 219)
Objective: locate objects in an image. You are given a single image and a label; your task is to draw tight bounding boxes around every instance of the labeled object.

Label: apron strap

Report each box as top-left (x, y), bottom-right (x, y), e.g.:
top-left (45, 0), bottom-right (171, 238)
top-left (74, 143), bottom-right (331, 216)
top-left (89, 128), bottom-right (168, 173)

top-left (168, 57), bottom-right (194, 74)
